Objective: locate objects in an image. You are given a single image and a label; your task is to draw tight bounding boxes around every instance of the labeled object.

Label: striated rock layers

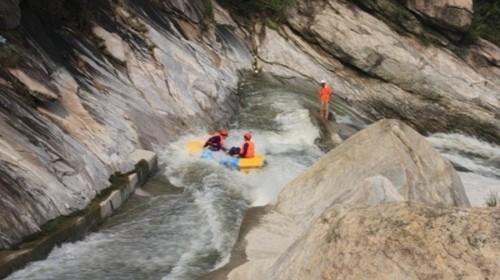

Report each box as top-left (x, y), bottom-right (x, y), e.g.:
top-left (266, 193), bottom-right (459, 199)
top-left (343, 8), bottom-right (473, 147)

top-left (221, 120), bottom-right (499, 280)
top-left (0, 1), bottom-right (249, 249)
top-left (406, 0), bottom-right (473, 33)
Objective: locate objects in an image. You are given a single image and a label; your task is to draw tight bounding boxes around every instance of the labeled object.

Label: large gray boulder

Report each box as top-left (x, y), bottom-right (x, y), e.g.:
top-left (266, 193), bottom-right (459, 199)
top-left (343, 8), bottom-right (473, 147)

top-left (262, 203), bottom-right (500, 280)
top-left (226, 119), bottom-right (472, 280)
top-left (276, 119), bottom-right (469, 228)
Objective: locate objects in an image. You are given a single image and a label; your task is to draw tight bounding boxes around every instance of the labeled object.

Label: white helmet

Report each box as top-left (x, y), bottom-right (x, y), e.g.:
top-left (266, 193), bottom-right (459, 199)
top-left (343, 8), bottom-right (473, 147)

top-left (320, 79), bottom-right (326, 84)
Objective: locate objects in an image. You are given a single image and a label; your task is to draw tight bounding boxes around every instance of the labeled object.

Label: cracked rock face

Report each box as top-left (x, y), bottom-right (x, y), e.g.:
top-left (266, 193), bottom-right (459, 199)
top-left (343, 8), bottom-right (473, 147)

top-left (406, 0), bottom-right (473, 33)
top-left (262, 203), bottom-right (500, 280)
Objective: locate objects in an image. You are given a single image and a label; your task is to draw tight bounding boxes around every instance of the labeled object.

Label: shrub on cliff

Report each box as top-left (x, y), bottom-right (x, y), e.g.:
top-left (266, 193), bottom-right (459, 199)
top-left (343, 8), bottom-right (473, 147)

top-left (470, 0), bottom-right (500, 45)
top-left (216, 0), bottom-right (296, 22)
top-left (23, 0), bottom-right (94, 31)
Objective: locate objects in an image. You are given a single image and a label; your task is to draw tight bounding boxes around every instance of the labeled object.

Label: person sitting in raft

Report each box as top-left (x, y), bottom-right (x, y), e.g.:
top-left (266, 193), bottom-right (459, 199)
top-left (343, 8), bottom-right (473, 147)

top-left (204, 129), bottom-right (229, 151)
top-left (228, 133), bottom-right (255, 158)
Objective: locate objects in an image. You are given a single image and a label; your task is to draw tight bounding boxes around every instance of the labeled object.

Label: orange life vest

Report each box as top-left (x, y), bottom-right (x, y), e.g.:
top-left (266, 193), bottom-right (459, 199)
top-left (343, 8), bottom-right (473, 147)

top-left (319, 84), bottom-right (332, 102)
top-left (240, 140), bottom-right (255, 158)
top-left (204, 132), bottom-right (225, 150)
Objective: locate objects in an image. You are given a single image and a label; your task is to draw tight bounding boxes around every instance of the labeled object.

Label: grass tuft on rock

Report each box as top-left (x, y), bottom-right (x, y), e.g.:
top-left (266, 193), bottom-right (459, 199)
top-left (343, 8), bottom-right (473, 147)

top-left (486, 190), bottom-right (498, 207)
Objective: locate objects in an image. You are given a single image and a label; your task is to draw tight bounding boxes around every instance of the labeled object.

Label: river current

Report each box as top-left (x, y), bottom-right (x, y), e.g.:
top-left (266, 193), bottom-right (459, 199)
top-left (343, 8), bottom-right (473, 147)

top-left (6, 77), bottom-right (500, 280)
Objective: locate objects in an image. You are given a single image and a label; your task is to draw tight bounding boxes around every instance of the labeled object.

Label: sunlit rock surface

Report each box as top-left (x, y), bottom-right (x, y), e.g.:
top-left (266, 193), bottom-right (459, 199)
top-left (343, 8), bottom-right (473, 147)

top-left (276, 119), bottom-right (469, 227)
top-left (225, 120), bottom-right (486, 280)
top-left (262, 203), bottom-right (500, 280)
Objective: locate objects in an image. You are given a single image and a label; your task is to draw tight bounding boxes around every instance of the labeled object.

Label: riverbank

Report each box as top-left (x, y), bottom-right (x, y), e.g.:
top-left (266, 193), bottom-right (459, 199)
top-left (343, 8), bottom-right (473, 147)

top-left (0, 150), bottom-right (157, 279)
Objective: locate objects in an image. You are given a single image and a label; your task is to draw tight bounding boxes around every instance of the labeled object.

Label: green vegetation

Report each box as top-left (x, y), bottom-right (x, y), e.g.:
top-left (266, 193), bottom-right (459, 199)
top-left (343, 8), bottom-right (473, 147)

top-left (135, 159), bottom-right (150, 174)
top-left (419, 33), bottom-right (442, 46)
top-left (204, 0), bottom-right (215, 21)
top-left (24, 0), bottom-right (94, 31)
top-left (21, 210), bottom-right (85, 244)
top-left (109, 171), bottom-right (130, 189)
top-left (486, 190), bottom-right (498, 207)
top-left (38, 210), bottom-right (85, 234)
top-left (217, 0), bottom-right (296, 23)
top-left (469, 0), bottom-right (500, 45)
top-left (0, 45), bottom-right (20, 67)
top-left (391, 4), bottom-right (412, 27)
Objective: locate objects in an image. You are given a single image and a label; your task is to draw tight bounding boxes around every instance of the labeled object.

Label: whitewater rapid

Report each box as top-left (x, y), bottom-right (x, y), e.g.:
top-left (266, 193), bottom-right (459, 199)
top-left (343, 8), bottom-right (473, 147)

top-left (6, 77), bottom-right (499, 280)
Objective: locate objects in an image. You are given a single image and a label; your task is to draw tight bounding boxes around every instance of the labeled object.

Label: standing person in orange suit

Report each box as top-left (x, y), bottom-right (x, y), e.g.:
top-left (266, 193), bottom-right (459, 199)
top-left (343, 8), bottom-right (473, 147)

top-left (319, 79), bottom-right (333, 120)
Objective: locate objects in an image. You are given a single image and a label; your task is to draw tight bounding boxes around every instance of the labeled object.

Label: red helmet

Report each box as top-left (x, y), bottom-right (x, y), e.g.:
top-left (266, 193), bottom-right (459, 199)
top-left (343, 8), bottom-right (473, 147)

top-left (219, 129), bottom-right (228, 136)
top-left (244, 133), bottom-right (251, 140)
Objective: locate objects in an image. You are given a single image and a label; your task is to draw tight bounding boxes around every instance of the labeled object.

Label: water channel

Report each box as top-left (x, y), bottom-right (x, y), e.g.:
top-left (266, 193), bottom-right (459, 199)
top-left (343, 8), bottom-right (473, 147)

top-left (6, 77), bottom-right (500, 280)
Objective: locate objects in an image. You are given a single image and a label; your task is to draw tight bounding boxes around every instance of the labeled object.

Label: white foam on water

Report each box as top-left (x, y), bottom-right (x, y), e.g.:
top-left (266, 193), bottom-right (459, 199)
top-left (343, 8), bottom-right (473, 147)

top-left (427, 132), bottom-right (500, 178)
top-left (152, 87), bottom-right (326, 277)
top-left (6, 194), bottom-right (210, 280)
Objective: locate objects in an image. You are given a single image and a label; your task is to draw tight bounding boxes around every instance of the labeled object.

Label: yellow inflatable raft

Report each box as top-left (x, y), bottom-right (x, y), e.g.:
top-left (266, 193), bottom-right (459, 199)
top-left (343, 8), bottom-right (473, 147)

top-left (186, 140), bottom-right (266, 170)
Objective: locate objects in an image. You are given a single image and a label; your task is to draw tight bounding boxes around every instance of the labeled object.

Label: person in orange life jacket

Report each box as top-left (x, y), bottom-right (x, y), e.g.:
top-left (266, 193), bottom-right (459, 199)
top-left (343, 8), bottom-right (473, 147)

top-left (319, 79), bottom-right (333, 119)
top-left (204, 129), bottom-right (228, 151)
top-left (228, 133), bottom-right (255, 158)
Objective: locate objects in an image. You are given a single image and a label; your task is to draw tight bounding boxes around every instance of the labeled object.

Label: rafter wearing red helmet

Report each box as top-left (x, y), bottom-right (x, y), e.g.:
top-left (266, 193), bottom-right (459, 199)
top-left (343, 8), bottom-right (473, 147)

top-left (228, 133), bottom-right (255, 158)
top-left (204, 129), bottom-right (229, 152)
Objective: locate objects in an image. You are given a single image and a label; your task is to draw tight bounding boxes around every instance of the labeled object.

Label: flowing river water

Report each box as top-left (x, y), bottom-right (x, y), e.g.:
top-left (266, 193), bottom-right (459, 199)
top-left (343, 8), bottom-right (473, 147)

top-left (6, 77), bottom-right (500, 280)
